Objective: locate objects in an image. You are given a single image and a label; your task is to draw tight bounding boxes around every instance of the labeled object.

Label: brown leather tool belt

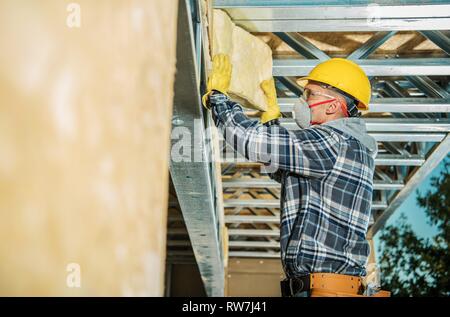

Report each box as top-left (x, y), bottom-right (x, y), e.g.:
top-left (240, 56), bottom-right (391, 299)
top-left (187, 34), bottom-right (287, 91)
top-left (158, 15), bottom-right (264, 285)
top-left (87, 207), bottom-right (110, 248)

top-left (280, 273), bottom-right (364, 297)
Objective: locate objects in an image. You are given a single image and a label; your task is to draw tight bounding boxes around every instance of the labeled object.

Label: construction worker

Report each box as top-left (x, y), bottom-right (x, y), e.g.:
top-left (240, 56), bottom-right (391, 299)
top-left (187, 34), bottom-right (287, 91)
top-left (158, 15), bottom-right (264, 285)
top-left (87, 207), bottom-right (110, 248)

top-left (202, 55), bottom-right (389, 297)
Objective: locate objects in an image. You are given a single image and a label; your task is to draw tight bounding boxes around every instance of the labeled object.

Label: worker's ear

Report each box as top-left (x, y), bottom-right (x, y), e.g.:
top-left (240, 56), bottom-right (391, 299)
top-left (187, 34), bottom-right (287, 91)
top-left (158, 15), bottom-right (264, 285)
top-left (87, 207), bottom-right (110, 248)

top-left (325, 100), bottom-right (340, 115)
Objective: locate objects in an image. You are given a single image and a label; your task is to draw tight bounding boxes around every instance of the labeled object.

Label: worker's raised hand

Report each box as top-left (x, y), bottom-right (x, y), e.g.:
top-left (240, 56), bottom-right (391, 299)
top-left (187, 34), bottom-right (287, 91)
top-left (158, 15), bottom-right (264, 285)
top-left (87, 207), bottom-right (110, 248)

top-left (202, 54), bottom-right (232, 108)
top-left (260, 78), bottom-right (281, 123)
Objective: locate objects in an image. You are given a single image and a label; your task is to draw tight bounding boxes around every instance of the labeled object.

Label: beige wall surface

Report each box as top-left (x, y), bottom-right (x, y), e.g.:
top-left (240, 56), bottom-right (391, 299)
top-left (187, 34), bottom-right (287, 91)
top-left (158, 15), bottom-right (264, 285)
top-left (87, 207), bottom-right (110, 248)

top-left (0, 0), bottom-right (178, 296)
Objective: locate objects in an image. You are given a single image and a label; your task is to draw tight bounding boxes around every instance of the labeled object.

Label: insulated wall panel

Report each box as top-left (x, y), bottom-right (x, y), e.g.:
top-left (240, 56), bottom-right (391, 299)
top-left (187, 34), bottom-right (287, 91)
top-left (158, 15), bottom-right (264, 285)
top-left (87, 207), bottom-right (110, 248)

top-left (0, 0), bottom-right (178, 296)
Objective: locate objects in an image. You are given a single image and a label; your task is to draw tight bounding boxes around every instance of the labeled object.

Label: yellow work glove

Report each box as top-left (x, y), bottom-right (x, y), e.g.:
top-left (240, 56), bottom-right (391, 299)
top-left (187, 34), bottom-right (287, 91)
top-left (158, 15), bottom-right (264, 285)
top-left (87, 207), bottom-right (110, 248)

top-left (202, 54), bottom-right (232, 108)
top-left (260, 78), bottom-right (281, 123)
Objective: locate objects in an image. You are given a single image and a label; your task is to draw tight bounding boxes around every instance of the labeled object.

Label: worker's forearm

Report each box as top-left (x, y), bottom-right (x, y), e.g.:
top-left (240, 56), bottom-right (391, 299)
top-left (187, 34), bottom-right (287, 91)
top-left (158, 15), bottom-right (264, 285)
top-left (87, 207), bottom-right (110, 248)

top-left (209, 92), bottom-right (282, 167)
top-left (209, 91), bottom-right (279, 128)
top-left (209, 91), bottom-right (261, 161)
top-left (209, 91), bottom-right (248, 124)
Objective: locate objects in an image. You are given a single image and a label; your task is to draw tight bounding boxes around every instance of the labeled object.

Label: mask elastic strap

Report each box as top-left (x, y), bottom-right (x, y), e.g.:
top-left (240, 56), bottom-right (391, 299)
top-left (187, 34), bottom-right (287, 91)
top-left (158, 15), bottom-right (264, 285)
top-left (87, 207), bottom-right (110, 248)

top-left (308, 98), bottom-right (336, 108)
top-left (308, 98), bottom-right (336, 125)
top-left (340, 102), bottom-right (349, 118)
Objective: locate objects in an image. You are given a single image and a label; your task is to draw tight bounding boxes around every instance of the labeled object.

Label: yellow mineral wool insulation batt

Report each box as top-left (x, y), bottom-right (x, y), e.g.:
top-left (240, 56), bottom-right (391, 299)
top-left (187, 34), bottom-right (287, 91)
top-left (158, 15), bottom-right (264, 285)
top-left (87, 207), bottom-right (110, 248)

top-left (211, 9), bottom-right (272, 111)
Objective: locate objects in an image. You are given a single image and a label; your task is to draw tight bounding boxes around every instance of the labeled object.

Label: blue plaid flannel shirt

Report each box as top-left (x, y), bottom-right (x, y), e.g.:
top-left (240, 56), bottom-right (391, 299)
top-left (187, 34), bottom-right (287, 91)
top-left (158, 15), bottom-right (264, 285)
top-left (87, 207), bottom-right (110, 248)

top-left (210, 92), bottom-right (375, 277)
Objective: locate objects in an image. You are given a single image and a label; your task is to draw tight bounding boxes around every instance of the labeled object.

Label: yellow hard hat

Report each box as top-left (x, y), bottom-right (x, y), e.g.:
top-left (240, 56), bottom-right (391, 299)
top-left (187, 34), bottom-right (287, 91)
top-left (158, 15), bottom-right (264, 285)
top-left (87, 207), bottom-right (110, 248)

top-left (296, 58), bottom-right (371, 111)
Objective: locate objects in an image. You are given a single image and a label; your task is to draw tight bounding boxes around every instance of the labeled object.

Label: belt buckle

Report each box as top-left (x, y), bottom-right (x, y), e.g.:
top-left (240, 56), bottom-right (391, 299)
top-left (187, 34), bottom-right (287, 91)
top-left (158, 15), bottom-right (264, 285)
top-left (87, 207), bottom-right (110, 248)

top-left (289, 277), bottom-right (304, 297)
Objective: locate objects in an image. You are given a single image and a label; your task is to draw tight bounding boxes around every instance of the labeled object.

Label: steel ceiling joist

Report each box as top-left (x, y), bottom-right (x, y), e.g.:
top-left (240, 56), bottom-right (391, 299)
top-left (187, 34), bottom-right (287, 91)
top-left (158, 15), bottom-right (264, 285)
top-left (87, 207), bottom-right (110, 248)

top-left (369, 133), bottom-right (445, 142)
top-left (273, 58), bottom-right (450, 77)
top-left (228, 229), bottom-right (280, 237)
top-left (214, 1), bottom-right (450, 32)
top-left (222, 178), bottom-right (405, 190)
top-left (274, 32), bottom-right (330, 60)
top-left (228, 251), bottom-right (281, 258)
top-left (363, 118), bottom-right (450, 132)
top-left (224, 199), bottom-right (388, 210)
top-left (419, 30), bottom-right (450, 55)
top-left (275, 77), bottom-right (303, 97)
top-left (406, 76), bottom-right (450, 99)
top-left (278, 118), bottom-right (450, 132)
top-left (221, 153), bottom-right (425, 166)
top-left (169, 0), bottom-right (224, 296)
top-left (226, 215), bottom-right (280, 224)
top-left (279, 98), bottom-right (450, 113)
top-left (229, 241), bottom-right (280, 248)
top-left (348, 31), bottom-right (397, 60)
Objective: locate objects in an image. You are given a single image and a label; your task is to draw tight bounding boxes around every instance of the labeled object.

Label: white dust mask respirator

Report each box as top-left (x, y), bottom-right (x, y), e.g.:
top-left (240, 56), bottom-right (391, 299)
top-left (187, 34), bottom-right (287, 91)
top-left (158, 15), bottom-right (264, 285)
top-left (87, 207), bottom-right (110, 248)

top-left (293, 95), bottom-right (337, 129)
top-left (293, 96), bottom-right (311, 129)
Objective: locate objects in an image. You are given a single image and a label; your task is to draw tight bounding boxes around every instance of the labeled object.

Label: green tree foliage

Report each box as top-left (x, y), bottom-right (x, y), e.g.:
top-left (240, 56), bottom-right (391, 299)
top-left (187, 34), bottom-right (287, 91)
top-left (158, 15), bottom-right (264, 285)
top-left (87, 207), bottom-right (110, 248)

top-left (378, 159), bottom-right (449, 296)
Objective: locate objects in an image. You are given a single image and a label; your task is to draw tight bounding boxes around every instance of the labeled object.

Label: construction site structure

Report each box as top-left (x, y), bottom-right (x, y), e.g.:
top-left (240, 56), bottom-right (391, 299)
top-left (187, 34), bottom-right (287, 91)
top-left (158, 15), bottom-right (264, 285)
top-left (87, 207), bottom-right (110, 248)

top-left (167, 0), bottom-right (450, 296)
top-left (0, 0), bottom-right (449, 297)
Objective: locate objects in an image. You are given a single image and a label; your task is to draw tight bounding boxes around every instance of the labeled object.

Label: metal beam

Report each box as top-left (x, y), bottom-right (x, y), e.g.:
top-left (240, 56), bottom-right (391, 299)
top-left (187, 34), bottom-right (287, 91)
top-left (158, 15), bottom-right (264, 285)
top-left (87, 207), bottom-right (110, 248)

top-left (228, 229), bottom-right (280, 237)
top-left (368, 133), bottom-right (450, 237)
top-left (375, 154), bottom-right (425, 166)
top-left (225, 215), bottom-right (279, 224)
top-left (222, 178), bottom-right (404, 190)
top-left (363, 118), bottom-right (450, 132)
top-left (383, 80), bottom-right (410, 98)
top-left (221, 154), bottom-right (424, 166)
top-left (370, 133), bottom-right (445, 142)
top-left (279, 98), bottom-right (450, 113)
top-left (228, 251), bottom-right (281, 258)
top-left (275, 77), bottom-right (303, 97)
top-left (224, 199), bottom-right (387, 210)
top-left (273, 58), bottom-right (450, 77)
top-left (370, 98), bottom-right (450, 113)
top-left (223, 178), bottom-right (285, 188)
top-left (348, 31), bottom-right (397, 60)
top-left (279, 118), bottom-right (450, 132)
top-left (169, 0), bottom-right (224, 296)
top-left (374, 182), bottom-right (405, 190)
top-left (420, 30), bottom-right (450, 55)
top-left (274, 32), bottom-right (329, 60)
top-left (229, 241), bottom-right (280, 248)
top-left (229, 19), bottom-right (450, 33)
top-left (215, 2), bottom-right (450, 32)
top-left (221, 132), bottom-right (445, 143)
top-left (224, 199), bottom-right (280, 208)
top-left (406, 76), bottom-right (450, 99)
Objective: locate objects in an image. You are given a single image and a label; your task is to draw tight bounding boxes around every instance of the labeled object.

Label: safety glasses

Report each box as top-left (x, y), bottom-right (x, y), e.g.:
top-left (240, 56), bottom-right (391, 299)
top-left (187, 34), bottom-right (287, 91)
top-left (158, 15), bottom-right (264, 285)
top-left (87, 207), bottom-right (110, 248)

top-left (302, 88), bottom-right (336, 101)
top-left (302, 88), bottom-right (349, 118)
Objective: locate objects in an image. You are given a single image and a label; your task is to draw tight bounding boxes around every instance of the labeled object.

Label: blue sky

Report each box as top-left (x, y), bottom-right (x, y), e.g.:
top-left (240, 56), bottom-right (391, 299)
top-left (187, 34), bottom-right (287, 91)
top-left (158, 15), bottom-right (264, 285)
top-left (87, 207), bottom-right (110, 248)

top-left (374, 157), bottom-right (448, 261)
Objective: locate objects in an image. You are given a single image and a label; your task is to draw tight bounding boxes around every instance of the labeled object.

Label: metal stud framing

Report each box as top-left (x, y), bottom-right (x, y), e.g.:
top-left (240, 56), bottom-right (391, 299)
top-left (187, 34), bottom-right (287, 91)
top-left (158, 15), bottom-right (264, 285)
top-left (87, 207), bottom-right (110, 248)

top-left (167, 1), bottom-right (450, 292)
top-left (168, 0), bottom-right (224, 296)
top-left (216, 1), bottom-right (450, 258)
